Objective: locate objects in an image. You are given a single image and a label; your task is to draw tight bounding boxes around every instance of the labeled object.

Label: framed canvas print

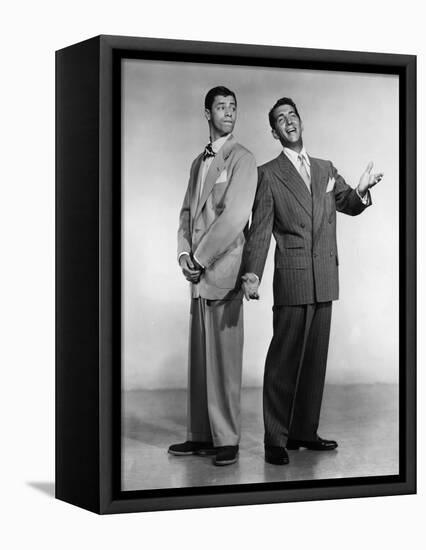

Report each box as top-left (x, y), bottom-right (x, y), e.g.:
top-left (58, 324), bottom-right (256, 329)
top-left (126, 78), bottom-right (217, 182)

top-left (55, 35), bottom-right (416, 514)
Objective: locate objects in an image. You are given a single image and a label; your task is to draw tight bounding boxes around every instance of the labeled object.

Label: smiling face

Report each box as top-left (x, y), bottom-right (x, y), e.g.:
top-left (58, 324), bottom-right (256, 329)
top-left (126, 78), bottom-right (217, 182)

top-left (205, 95), bottom-right (237, 141)
top-left (271, 103), bottom-right (303, 151)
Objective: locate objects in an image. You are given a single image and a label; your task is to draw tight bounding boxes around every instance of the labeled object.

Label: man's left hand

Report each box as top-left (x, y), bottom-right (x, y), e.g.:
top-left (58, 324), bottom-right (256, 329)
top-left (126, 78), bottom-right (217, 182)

top-left (357, 161), bottom-right (384, 196)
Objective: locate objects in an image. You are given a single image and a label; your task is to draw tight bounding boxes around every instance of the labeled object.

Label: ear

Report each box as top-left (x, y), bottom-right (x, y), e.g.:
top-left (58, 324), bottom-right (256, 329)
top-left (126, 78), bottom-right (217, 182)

top-left (271, 128), bottom-right (279, 141)
top-left (204, 108), bottom-right (211, 121)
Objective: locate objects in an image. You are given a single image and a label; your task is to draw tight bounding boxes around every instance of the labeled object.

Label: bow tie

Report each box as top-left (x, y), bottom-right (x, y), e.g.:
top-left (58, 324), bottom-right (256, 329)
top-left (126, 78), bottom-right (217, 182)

top-left (203, 142), bottom-right (216, 161)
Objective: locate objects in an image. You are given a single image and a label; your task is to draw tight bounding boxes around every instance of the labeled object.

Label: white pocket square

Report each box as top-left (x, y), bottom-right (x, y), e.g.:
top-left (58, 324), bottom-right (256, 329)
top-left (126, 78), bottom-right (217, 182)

top-left (215, 169), bottom-right (227, 184)
top-left (326, 177), bottom-right (335, 193)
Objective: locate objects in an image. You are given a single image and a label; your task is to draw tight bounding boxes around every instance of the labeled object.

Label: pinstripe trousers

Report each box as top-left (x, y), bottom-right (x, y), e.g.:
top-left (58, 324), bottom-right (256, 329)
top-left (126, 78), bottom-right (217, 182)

top-left (263, 301), bottom-right (332, 447)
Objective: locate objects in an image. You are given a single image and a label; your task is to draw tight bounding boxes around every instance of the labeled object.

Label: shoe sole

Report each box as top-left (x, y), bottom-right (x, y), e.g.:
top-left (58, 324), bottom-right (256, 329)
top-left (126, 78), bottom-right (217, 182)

top-left (168, 449), bottom-right (195, 456)
top-left (168, 449), bottom-right (217, 456)
top-left (286, 445), bottom-right (337, 451)
top-left (214, 455), bottom-right (239, 466)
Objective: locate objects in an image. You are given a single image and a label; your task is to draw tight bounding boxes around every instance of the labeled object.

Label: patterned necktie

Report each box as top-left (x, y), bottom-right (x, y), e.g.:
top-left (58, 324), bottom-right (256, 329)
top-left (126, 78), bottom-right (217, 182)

top-left (203, 142), bottom-right (216, 161)
top-left (298, 153), bottom-right (311, 191)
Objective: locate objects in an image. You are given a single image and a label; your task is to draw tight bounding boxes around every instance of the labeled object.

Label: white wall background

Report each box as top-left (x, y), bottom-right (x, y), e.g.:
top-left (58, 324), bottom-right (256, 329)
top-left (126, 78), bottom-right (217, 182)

top-left (1, 1), bottom-right (424, 548)
top-left (123, 60), bottom-right (399, 389)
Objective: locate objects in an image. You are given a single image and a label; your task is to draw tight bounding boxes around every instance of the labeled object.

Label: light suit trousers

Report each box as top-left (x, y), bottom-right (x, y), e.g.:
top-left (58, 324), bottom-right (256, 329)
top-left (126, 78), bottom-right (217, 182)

top-left (187, 297), bottom-right (243, 447)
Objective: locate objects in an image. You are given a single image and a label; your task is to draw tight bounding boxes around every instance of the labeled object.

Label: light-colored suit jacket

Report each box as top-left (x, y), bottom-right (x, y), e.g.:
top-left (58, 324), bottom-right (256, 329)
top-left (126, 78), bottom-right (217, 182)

top-left (244, 152), bottom-right (371, 305)
top-left (178, 135), bottom-right (257, 300)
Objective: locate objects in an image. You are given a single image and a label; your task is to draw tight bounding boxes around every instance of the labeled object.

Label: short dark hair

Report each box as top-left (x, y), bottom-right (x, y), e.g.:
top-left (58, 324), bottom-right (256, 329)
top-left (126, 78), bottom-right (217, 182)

top-left (268, 97), bottom-right (300, 129)
top-left (204, 86), bottom-right (237, 111)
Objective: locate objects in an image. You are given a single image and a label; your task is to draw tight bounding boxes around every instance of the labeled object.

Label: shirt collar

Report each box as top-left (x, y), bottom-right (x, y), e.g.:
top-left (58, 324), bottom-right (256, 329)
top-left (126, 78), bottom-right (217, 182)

top-left (210, 133), bottom-right (232, 154)
top-left (283, 146), bottom-right (310, 166)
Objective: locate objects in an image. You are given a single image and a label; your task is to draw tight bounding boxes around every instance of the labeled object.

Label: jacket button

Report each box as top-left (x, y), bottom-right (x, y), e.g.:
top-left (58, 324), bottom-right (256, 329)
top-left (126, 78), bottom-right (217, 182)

top-left (300, 222), bottom-right (306, 228)
top-left (330, 251), bottom-right (334, 256)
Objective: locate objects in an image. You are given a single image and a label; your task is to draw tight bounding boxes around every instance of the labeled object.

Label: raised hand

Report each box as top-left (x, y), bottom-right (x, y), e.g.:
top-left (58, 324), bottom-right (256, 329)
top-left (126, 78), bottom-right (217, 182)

top-left (358, 161), bottom-right (384, 196)
top-left (241, 273), bottom-right (260, 301)
top-left (179, 254), bottom-right (202, 283)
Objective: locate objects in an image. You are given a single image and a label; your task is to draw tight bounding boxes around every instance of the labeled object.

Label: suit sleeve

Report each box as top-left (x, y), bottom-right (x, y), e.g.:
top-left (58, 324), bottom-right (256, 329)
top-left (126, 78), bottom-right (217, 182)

top-left (242, 167), bottom-right (274, 281)
top-left (331, 161), bottom-right (372, 216)
top-left (193, 152), bottom-right (258, 269)
top-left (177, 162), bottom-right (195, 260)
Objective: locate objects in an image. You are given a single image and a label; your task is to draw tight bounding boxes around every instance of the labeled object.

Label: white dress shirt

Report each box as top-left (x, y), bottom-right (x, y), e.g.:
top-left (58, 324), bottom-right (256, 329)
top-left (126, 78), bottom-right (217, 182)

top-left (283, 146), bottom-right (311, 179)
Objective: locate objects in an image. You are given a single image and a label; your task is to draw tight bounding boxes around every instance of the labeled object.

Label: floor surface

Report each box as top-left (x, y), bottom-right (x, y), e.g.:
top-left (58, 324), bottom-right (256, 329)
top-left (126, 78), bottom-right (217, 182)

top-left (122, 384), bottom-right (398, 491)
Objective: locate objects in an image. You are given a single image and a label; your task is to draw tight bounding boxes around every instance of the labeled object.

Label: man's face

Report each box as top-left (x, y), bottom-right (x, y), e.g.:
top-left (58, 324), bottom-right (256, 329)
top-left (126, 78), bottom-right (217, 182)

top-left (271, 103), bottom-right (303, 148)
top-left (205, 95), bottom-right (237, 140)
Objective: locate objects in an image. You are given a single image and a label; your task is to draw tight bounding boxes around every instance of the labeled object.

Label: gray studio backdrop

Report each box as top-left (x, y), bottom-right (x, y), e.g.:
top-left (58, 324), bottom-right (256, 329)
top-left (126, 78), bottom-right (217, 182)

top-left (122, 58), bottom-right (398, 391)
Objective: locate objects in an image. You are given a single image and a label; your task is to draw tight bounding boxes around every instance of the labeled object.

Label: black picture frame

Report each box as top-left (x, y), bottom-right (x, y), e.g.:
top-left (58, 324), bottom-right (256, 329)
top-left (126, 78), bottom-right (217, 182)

top-left (55, 34), bottom-right (416, 514)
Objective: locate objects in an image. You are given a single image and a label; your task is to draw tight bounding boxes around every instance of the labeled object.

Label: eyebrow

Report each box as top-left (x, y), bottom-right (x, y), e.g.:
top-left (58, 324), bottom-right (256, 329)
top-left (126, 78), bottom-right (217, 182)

top-left (277, 110), bottom-right (296, 120)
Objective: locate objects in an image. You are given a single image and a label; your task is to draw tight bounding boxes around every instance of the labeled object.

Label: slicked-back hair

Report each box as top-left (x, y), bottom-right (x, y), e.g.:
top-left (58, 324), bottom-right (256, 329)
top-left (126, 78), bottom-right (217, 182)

top-left (268, 97), bottom-right (300, 129)
top-left (204, 86), bottom-right (237, 111)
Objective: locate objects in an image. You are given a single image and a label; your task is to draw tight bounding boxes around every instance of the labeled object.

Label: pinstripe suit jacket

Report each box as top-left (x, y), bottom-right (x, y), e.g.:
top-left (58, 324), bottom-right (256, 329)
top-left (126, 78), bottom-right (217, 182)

top-left (244, 152), bottom-right (371, 305)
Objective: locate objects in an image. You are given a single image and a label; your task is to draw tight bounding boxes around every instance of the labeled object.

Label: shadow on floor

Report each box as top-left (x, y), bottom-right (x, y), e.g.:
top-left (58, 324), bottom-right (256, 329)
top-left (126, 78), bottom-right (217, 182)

top-left (27, 481), bottom-right (55, 498)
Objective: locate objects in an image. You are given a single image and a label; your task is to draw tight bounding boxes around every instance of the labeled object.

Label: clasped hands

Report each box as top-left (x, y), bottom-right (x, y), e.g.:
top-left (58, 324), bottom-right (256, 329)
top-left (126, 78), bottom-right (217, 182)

top-left (179, 253), bottom-right (204, 283)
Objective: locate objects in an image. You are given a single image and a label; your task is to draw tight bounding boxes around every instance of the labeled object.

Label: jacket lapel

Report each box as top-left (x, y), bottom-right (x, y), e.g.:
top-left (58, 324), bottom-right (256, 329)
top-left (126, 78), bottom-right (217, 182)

top-left (310, 157), bottom-right (324, 239)
top-left (194, 135), bottom-right (235, 221)
top-left (274, 152), bottom-right (312, 216)
top-left (190, 154), bottom-right (203, 223)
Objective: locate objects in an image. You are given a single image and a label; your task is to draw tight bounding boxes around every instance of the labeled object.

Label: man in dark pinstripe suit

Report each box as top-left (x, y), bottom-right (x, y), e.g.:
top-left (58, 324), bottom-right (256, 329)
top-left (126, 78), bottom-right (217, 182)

top-left (242, 97), bottom-right (383, 465)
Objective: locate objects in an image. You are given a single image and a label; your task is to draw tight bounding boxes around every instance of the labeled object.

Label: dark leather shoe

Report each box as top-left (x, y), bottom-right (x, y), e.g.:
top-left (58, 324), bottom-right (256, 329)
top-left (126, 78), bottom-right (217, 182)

top-left (214, 445), bottom-right (239, 466)
top-left (286, 436), bottom-right (338, 451)
top-left (168, 440), bottom-right (216, 456)
top-left (265, 445), bottom-right (289, 465)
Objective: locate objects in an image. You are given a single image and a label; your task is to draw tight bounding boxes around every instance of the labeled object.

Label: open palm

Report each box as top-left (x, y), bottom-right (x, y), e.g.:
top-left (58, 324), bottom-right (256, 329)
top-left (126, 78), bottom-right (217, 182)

top-left (358, 161), bottom-right (384, 195)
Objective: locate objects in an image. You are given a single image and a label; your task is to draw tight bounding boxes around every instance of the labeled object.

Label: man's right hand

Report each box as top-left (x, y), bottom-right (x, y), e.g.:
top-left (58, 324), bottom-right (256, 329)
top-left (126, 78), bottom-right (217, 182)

top-left (179, 254), bottom-right (202, 283)
top-left (241, 273), bottom-right (260, 300)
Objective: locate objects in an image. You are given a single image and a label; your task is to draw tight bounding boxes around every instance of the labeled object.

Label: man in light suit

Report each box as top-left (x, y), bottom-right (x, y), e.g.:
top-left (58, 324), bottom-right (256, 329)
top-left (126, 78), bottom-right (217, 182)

top-left (168, 86), bottom-right (257, 466)
top-left (242, 97), bottom-right (383, 465)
